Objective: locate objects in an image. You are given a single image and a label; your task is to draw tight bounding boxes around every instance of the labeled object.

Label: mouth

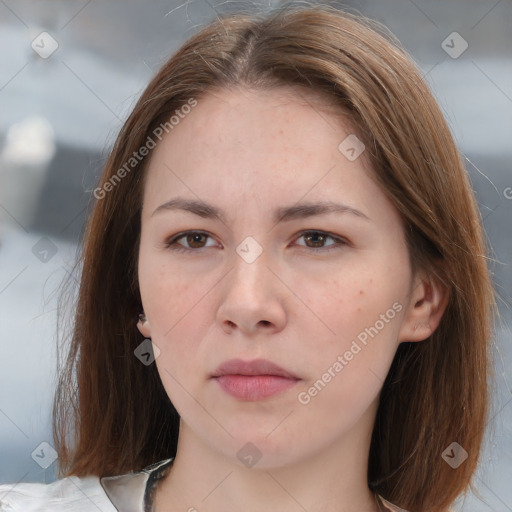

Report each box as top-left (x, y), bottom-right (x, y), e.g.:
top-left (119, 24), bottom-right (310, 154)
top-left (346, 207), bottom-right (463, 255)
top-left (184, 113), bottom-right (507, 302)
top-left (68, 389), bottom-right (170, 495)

top-left (211, 358), bottom-right (301, 401)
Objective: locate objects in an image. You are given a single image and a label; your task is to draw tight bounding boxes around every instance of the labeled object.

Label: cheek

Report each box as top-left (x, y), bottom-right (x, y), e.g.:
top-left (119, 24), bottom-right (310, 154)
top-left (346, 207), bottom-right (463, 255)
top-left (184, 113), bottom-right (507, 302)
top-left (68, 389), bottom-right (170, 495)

top-left (297, 267), bottom-right (406, 371)
top-left (138, 246), bottom-right (212, 336)
top-left (300, 273), bottom-right (383, 342)
top-left (294, 275), bottom-right (403, 422)
top-left (148, 273), bottom-right (212, 405)
top-left (150, 278), bottom-right (209, 347)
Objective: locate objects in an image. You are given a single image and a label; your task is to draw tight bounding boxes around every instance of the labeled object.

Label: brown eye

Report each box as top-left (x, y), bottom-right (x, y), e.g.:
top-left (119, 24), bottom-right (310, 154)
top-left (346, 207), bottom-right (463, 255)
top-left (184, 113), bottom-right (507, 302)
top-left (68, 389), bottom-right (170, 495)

top-left (303, 231), bottom-right (328, 248)
top-left (164, 231), bottom-right (216, 252)
top-left (295, 230), bottom-right (347, 252)
top-left (184, 232), bottom-right (208, 248)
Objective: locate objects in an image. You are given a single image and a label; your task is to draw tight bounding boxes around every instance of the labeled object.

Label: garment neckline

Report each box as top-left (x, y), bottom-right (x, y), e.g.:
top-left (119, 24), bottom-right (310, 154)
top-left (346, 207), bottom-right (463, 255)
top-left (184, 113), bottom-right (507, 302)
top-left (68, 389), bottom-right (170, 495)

top-left (101, 458), bottom-right (408, 512)
top-left (100, 458), bottom-right (174, 512)
top-left (143, 459), bottom-right (174, 511)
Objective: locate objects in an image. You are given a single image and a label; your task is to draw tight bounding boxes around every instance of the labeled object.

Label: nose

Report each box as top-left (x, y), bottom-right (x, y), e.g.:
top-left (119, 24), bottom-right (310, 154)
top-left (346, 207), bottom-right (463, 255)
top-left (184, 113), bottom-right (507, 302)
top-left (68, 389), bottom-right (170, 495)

top-left (216, 248), bottom-right (287, 336)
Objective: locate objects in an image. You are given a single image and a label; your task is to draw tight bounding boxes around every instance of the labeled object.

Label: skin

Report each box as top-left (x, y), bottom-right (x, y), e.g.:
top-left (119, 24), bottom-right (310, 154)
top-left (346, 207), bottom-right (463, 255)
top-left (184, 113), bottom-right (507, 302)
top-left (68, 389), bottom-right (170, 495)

top-left (136, 86), bottom-right (448, 512)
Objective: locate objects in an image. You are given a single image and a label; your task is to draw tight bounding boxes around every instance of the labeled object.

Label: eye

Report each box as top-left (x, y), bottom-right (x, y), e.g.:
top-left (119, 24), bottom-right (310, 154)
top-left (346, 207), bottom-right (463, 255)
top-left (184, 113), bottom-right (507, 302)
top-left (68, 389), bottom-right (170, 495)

top-left (164, 229), bottom-right (348, 254)
top-left (293, 230), bottom-right (348, 253)
top-left (164, 231), bottom-right (217, 252)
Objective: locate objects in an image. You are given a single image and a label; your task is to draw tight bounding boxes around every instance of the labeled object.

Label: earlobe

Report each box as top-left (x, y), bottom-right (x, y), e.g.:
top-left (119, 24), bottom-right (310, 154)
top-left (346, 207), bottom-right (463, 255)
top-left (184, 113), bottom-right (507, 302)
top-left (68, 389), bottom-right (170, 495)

top-left (398, 271), bottom-right (450, 343)
top-left (137, 312), bottom-right (152, 338)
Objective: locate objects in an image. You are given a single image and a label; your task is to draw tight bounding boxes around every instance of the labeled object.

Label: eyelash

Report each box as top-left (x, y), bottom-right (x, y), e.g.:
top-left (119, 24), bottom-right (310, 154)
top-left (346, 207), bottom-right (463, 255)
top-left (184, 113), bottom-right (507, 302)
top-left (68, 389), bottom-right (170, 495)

top-left (163, 230), bottom-right (349, 254)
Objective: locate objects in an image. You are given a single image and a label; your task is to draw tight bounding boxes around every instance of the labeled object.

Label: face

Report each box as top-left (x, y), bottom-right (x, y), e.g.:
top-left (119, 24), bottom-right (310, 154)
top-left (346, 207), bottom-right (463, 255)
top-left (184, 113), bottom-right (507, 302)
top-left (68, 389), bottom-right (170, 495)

top-left (136, 86), bottom-right (424, 469)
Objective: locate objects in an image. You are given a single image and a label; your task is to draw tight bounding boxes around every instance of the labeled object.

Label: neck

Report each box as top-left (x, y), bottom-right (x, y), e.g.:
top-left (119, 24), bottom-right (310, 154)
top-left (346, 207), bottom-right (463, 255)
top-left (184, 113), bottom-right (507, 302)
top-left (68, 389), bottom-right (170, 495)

top-left (154, 400), bottom-right (382, 512)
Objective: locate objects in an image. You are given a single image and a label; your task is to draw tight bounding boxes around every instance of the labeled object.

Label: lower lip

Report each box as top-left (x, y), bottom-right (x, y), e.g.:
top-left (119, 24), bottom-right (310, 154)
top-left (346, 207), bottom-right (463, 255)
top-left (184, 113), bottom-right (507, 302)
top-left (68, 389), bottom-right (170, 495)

top-left (213, 375), bottom-right (299, 400)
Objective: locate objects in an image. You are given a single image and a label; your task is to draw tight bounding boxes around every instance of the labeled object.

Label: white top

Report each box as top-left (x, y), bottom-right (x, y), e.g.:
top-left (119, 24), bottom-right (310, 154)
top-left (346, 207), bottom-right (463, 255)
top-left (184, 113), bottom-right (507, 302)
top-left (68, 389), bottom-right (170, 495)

top-left (0, 458), bottom-right (408, 511)
top-left (0, 458), bottom-right (173, 512)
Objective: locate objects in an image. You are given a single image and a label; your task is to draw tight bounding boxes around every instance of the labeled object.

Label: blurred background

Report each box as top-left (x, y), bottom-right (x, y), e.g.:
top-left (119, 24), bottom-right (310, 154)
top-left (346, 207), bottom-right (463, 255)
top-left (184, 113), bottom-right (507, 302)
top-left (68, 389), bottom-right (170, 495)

top-left (0, 0), bottom-right (510, 510)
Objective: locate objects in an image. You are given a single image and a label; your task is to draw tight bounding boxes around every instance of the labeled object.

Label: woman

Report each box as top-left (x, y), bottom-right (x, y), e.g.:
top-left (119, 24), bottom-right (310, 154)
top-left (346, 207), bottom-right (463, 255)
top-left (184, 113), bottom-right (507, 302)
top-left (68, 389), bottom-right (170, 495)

top-left (0, 3), bottom-right (495, 512)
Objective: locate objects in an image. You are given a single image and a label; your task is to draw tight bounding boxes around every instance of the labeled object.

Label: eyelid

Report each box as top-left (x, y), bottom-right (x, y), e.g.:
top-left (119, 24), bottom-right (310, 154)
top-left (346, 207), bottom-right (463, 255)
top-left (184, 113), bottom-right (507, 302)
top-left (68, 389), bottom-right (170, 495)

top-left (293, 230), bottom-right (349, 250)
top-left (164, 230), bottom-right (219, 251)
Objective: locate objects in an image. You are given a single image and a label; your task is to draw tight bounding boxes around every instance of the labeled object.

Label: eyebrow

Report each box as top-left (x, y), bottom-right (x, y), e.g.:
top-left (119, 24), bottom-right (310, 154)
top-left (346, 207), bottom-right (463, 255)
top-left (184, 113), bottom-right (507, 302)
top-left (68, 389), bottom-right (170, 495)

top-left (151, 197), bottom-right (370, 224)
top-left (151, 196), bottom-right (371, 227)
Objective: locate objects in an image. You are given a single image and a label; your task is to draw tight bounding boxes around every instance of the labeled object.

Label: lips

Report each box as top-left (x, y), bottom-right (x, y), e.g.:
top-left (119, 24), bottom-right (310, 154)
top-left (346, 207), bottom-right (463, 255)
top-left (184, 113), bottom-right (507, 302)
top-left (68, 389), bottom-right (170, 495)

top-left (211, 358), bottom-right (300, 400)
top-left (211, 358), bottom-right (300, 379)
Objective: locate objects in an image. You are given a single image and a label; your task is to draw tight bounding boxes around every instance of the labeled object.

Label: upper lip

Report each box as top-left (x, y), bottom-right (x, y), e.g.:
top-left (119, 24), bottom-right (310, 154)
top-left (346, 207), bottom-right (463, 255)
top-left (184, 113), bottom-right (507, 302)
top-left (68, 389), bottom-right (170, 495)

top-left (211, 358), bottom-right (300, 379)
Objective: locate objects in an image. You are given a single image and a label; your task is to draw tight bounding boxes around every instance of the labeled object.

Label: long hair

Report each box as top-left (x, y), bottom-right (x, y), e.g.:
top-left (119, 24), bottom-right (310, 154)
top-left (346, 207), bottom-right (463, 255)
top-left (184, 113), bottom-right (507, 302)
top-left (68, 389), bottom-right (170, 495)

top-left (53, 4), bottom-right (496, 511)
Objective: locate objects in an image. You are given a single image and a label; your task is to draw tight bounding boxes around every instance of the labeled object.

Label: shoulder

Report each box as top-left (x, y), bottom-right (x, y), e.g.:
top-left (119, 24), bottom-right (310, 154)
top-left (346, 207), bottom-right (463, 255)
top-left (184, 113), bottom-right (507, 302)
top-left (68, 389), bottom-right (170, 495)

top-left (0, 475), bottom-right (118, 512)
top-left (0, 458), bottom-right (174, 512)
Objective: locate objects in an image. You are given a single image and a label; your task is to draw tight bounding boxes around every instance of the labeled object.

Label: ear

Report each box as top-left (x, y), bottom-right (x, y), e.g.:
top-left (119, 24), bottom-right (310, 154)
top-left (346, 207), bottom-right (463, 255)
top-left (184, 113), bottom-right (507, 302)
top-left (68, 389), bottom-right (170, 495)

top-left (398, 269), bottom-right (450, 343)
top-left (137, 313), bottom-right (152, 338)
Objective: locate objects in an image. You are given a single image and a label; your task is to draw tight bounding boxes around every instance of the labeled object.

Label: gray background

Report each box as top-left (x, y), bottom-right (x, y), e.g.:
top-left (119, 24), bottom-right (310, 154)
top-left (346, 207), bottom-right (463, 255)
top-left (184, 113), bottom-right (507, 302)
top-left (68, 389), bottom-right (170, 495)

top-left (0, 0), bottom-right (510, 510)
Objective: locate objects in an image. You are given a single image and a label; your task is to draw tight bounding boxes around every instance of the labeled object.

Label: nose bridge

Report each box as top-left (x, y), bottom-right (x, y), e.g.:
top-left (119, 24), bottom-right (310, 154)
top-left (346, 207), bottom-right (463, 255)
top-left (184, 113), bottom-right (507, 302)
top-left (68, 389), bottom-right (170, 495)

top-left (216, 235), bottom-right (287, 334)
top-left (230, 236), bottom-right (269, 295)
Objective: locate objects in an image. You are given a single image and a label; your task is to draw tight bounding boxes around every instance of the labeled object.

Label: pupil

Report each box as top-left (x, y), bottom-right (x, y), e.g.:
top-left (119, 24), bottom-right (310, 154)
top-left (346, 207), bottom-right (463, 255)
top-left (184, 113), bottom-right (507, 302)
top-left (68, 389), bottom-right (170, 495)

top-left (307, 233), bottom-right (324, 247)
top-left (190, 233), bottom-right (204, 247)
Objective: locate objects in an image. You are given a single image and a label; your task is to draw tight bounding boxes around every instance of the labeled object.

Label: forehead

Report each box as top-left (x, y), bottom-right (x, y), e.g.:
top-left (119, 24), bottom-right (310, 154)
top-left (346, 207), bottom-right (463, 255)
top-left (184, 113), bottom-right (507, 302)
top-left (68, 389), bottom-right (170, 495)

top-left (139, 86), bottom-right (392, 227)
top-left (188, 85), bottom-right (357, 145)
top-left (145, 87), bottom-right (362, 176)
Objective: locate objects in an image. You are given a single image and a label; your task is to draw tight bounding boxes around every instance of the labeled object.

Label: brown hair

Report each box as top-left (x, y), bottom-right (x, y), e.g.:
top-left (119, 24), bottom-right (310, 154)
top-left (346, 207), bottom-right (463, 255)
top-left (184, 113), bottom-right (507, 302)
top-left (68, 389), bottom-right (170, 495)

top-left (53, 4), bottom-right (496, 511)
